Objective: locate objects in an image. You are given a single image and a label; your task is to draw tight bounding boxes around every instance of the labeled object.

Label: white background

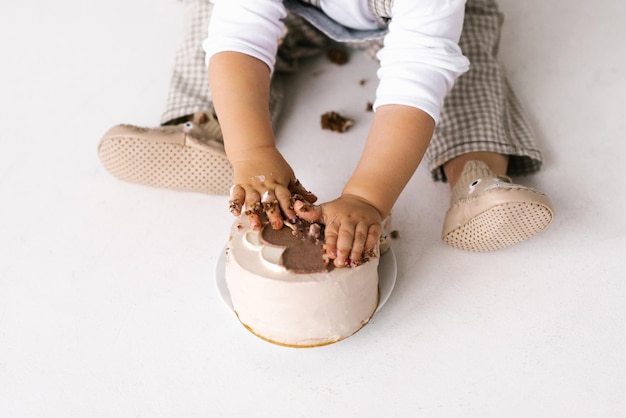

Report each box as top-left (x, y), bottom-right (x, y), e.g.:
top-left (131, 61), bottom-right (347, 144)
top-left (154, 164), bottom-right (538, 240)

top-left (1, 0), bottom-right (625, 417)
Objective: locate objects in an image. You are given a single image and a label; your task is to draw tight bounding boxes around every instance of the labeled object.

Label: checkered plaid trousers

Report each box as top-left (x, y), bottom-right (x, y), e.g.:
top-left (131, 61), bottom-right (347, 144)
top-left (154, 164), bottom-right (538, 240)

top-left (161, 0), bottom-right (542, 180)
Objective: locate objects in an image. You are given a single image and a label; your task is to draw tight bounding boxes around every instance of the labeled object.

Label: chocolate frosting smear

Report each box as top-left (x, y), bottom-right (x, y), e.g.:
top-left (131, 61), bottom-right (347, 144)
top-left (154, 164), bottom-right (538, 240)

top-left (260, 220), bottom-right (334, 274)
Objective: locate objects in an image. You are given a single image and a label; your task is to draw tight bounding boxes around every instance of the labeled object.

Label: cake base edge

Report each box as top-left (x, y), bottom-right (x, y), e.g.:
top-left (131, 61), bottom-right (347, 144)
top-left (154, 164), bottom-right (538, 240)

top-left (234, 289), bottom-right (380, 348)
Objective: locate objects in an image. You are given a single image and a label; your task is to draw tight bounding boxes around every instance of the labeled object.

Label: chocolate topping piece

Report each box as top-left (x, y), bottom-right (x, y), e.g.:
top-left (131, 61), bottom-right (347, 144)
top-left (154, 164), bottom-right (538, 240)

top-left (326, 47), bottom-right (349, 65)
top-left (320, 111), bottom-right (353, 133)
top-left (260, 220), bottom-right (334, 274)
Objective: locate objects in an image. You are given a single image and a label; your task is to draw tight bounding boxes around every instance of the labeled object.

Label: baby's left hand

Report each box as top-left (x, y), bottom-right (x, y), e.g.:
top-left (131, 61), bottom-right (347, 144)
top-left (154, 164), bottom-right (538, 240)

top-left (294, 194), bottom-right (382, 268)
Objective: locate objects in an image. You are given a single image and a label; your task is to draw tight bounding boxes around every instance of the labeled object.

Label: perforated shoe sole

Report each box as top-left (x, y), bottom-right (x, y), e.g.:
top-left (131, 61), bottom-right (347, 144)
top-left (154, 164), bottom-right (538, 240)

top-left (442, 187), bottom-right (554, 252)
top-left (98, 124), bottom-right (233, 195)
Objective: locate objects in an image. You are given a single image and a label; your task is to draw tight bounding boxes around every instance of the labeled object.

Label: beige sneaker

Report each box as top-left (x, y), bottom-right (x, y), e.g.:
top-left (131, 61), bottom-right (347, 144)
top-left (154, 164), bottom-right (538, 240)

top-left (442, 161), bottom-right (554, 252)
top-left (98, 111), bottom-right (233, 195)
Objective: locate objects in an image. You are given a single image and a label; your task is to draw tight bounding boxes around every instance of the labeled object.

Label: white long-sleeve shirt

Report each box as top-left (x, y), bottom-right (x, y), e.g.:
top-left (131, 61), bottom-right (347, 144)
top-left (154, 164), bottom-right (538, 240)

top-left (204, 0), bottom-right (470, 123)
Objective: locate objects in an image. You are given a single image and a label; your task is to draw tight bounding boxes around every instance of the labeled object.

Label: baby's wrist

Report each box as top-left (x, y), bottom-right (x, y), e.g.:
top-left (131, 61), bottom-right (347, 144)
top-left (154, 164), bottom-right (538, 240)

top-left (340, 191), bottom-right (385, 219)
top-left (343, 176), bottom-right (396, 218)
top-left (228, 143), bottom-right (280, 165)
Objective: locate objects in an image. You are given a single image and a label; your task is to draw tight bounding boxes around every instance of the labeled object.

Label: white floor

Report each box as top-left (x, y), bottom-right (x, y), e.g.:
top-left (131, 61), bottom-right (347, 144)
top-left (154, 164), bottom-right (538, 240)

top-left (2, 1), bottom-right (626, 417)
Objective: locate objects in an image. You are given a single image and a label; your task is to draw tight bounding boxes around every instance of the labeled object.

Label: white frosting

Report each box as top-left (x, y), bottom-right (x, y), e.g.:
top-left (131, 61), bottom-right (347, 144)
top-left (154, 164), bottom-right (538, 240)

top-left (225, 217), bottom-right (379, 347)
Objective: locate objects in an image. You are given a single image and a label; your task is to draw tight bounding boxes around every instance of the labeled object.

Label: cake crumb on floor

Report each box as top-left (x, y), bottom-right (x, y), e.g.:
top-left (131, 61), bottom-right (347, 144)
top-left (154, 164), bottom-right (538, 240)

top-left (320, 111), bottom-right (354, 133)
top-left (326, 47), bottom-right (349, 65)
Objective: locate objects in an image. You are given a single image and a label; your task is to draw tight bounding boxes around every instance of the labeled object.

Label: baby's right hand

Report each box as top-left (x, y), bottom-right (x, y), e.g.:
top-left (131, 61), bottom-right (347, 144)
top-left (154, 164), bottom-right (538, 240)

top-left (227, 146), bottom-right (316, 230)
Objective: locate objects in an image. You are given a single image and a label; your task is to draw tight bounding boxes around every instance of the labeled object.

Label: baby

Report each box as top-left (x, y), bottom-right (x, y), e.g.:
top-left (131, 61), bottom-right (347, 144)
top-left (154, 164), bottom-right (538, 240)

top-left (99, 0), bottom-right (554, 265)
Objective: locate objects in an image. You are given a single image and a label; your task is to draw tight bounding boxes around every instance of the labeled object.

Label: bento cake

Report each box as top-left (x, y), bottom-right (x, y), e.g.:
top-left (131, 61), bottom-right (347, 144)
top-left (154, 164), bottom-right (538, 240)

top-left (225, 216), bottom-right (379, 347)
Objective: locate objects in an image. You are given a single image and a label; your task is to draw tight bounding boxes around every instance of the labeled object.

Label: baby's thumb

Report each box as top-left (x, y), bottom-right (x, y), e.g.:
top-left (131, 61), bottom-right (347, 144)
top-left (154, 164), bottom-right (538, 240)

top-left (291, 179), bottom-right (317, 203)
top-left (293, 200), bottom-right (323, 223)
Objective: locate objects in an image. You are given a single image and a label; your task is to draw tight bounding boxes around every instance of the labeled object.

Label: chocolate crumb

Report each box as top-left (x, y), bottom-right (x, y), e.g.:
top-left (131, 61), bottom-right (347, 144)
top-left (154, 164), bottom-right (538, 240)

top-left (229, 198), bottom-right (241, 214)
top-left (321, 111), bottom-right (354, 133)
top-left (390, 230), bottom-right (399, 239)
top-left (244, 201), bottom-right (262, 216)
top-left (326, 48), bottom-right (349, 65)
top-left (262, 200), bottom-right (279, 214)
top-left (365, 102), bottom-right (373, 112)
top-left (359, 79), bottom-right (367, 86)
top-left (289, 194), bottom-right (306, 211)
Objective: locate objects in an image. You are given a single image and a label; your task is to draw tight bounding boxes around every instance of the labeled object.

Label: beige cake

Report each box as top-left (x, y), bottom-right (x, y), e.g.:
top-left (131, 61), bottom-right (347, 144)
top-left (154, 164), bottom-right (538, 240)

top-left (225, 216), bottom-right (380, 347)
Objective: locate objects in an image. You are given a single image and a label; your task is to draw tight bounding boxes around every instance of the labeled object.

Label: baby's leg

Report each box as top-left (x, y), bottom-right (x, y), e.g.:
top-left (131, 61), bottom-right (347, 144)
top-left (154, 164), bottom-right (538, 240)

top-left (99, 1), bottom-right (233, 194)
top-left (427, 0), bottom-right (543, 182)
top-left (431, 0), bottom-right (553, 251)
top-left (160, 0), bottom-right (214, 125)
top-left (162, 1), bottom-right (292, 127)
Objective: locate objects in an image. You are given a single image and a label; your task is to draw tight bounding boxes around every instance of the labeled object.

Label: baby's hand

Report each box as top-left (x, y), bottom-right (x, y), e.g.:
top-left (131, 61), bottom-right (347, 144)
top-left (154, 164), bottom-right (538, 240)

top-left (294, 194), bottom-right (382, 268)
top-left (228, 147), bottom-right (316, 230)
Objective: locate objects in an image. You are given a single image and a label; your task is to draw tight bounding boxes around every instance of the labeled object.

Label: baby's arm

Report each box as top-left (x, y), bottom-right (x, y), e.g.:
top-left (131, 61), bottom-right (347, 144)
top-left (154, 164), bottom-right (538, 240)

top-left (209, 52), bottom-right (315, 230)
top-left (293, 0), bottom-right (468, 266)
top-left (344, 104), bottom-right (434, 219)
top-left (296, 104), bottom-right (434, 267)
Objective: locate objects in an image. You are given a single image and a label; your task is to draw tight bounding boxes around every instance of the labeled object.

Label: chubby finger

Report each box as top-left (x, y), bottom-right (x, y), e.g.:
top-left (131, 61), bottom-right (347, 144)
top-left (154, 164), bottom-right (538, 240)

top-left (321, 216), bottom-right (338, 253)
top-left (349, 222), bottom-right (369, 265)
top-left (291, 179), bottom-right (317, 203)
top-left (275, 185), bottom-right (296, 222)
top-left (228, 184), bottom-right (245, 216)
top-left (293, 200), bottom-right (323, 223)
top-left (262, 191), bottom-right (283, 230)
top-left (365, 223), bottom-right (382, 254)
top-left (244, 189), bottom-right (263, 230)
top-left (334, 223), bottom-right (356, 268)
